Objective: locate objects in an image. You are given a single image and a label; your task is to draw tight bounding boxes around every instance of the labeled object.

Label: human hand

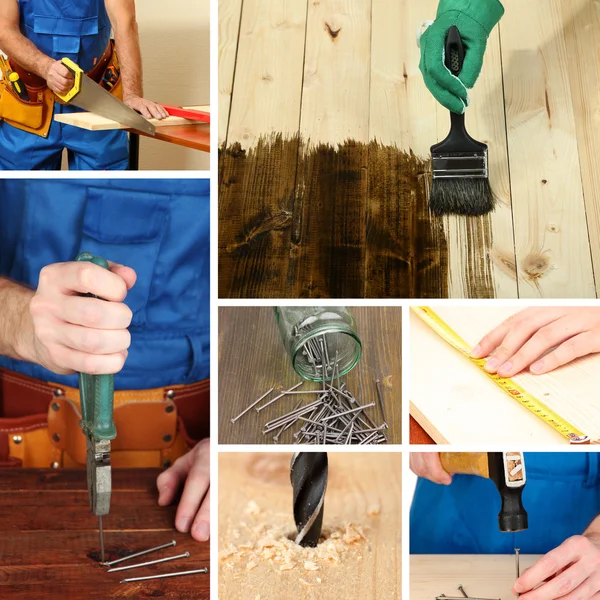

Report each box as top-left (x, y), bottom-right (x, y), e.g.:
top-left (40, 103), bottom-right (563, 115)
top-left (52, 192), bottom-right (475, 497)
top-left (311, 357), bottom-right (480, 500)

top-left (123, 95), bottom-right (169, 120)
top-left (418, 0), bottom-right (504, 113)
top-left (471, 307), bottom-right (600, 377)
top-left (45, 60), bottom-right (75, 95)
top-left (514, 534), bottom-right (600, 600)
top-left (157, 439), bottom-right (210, 542)
top-left (409, 452), bottom-right (452, 485)
top-left (24, 260), bottom-right (135, 375)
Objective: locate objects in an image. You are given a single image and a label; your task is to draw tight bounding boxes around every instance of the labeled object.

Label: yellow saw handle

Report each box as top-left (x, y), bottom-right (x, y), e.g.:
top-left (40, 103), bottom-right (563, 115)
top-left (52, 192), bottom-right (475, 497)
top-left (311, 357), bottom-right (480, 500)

top-left (55, 57), bottom-right (82, 103)
top-left (440, 452), bottom-right (490, 479)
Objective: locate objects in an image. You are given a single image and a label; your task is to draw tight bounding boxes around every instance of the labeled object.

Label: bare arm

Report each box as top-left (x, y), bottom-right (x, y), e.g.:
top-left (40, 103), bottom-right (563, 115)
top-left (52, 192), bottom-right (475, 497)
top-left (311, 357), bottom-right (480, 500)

top-left (0, 0), bottom-right (74, 93)
top-left (105, 0), bottom-right (167, 119)
top-left (0, 278), bottom-right (35, 362)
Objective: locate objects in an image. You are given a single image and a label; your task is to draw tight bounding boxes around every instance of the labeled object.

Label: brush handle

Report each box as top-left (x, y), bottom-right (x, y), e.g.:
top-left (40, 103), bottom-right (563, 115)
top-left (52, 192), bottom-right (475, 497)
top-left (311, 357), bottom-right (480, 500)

top-left (445, 26), bottom-right (465, 76)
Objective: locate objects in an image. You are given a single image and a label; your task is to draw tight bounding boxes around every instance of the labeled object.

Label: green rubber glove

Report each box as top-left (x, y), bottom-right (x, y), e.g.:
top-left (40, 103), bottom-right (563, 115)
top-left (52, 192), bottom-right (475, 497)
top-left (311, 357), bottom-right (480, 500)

top-left (419, 0), bottom-right (504, 113)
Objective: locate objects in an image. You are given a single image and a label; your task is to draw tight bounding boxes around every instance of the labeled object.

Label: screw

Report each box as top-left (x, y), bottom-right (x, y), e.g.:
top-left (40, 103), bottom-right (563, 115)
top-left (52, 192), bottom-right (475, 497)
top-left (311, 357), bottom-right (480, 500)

top-left (458, 585), bottom-right (468, 598)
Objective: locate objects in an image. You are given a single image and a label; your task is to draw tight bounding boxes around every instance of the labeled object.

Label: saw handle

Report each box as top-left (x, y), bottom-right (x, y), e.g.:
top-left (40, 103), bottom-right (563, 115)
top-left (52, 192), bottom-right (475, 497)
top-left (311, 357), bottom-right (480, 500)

top-left (440, 452), bottom-right (490, 478)
top-left (55, 57), bottom-right (82, 103)
top-left (75, 252), bottom-right (117, 441)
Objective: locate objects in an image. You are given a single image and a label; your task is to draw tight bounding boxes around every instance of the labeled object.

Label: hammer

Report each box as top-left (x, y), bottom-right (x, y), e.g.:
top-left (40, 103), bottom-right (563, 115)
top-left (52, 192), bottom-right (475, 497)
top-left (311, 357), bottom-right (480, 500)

top-left (440, 452), bottom-right (528, 532)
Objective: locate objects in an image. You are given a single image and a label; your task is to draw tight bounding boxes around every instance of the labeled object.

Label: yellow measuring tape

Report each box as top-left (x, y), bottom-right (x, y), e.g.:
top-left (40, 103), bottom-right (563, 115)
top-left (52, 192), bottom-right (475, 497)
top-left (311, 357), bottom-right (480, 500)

top-left (412, 306), bottom-right (590, 445)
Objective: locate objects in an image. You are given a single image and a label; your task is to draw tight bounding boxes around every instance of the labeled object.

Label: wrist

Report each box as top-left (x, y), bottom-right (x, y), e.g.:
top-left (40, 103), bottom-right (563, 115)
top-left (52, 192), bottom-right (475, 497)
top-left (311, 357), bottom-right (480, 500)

top-left (12, 291), bottom-right (37, 364)
top-left (37, 55), bottom-right (54, 80)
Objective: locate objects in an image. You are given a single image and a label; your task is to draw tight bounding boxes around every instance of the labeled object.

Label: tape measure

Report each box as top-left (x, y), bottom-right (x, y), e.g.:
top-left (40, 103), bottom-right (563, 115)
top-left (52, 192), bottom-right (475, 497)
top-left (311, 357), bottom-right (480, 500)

top-left (412, 306), bottom-right (590, 445)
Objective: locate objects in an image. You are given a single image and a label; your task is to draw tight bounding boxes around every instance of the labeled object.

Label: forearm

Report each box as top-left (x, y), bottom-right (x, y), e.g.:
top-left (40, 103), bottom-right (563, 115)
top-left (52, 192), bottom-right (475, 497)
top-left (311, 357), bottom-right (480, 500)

top-left (0, 278), bottom-right (35, 362)
top-left (584, 514), bottom-right (600, 542)
top-left (0, 27), bottom-right (52, 79)
top-left (113, 16), bottom-right (143, 99)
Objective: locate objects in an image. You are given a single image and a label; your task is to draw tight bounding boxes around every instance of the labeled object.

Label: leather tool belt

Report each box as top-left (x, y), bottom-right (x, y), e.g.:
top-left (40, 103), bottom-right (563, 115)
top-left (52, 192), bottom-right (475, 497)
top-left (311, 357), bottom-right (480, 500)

top-left (0, 39), bottom-right (123, 138)
top-left (0, 368), bottom-right (210, 469)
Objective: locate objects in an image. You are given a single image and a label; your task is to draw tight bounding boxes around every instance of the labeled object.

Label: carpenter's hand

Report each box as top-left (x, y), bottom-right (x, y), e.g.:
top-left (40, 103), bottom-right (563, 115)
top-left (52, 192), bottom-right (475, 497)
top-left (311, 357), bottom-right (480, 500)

top-left (157, 439), bottom-right (210, 542)
top-left (26, 261), bottom-right (135, 375)
top-left (514, 535), bottom-right (600, 600)
top-left (123, 95), bottom-right (169, 120)
top-left (471, 307), bottom-right (600, 377)
top-left (45, 60), bottom-right (75, 95)
top-left (409, 452), bottom-right (452, 485)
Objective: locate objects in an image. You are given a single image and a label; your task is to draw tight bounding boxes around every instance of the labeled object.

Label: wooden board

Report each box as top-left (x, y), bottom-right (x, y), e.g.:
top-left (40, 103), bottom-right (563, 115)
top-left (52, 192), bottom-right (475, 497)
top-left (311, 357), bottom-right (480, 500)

top-left (410, 306), bottom-right (600, 444)
top-left (54, 105), bottom-right (211, 131)
top-left (218, 452), bottom-right (401, 600)
top-left (411, 555), bottom-right (540, 600)
top-left (218, 306), bottom-right (401, 444)
top-left (0, 468), bottom-right (209, 599)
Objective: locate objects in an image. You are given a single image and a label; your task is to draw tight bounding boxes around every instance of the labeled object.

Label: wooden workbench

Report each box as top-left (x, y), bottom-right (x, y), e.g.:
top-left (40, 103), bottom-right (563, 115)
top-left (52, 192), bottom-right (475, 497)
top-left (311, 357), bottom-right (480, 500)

top-left (0, 469), bottom-right (209, 600)
top-left (218, 306), bottom-right (401, 444)
top-left (219, 452), bottom-right (402, 600)
top-left (219, 0), bottom-right (600, 299)
top-left (411, 554), bottom-right (540, 600)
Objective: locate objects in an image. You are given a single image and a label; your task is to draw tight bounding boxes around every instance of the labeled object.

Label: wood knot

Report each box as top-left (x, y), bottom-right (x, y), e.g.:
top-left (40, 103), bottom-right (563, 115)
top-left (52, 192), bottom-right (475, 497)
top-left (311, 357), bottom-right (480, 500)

top-left (522, 253), bottom-right (551, 280)
top-left (547, 223), bottom-right (559, 233)
top-left (261, 73), bottom-right (273, 82)
top-left (541, 179), bottom-right (547, 184)
top-left (325, 22), bottom-right (341, 39)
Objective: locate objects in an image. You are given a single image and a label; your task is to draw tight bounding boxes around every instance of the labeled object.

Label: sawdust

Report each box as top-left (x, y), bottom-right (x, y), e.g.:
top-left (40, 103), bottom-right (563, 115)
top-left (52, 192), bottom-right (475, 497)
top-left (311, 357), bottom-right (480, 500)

top-left (219, 500), bottom-right (370, 583)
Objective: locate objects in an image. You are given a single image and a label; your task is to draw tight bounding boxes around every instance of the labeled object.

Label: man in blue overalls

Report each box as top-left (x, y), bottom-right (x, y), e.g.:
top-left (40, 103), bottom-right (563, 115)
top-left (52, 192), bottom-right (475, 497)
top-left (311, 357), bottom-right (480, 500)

top-left (411, 453), bottom-right (600, 600)
top-left (0, 0), bottom-right (168, 170)
top-left (0, 179), bottom-right (211, 541)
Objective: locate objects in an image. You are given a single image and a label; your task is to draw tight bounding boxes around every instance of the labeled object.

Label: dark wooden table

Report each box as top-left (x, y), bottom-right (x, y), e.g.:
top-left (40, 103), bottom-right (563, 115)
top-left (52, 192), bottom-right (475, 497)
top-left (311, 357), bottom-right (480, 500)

top-left (218, 306), bottom-right (401, 444)
top-left (0, 469), bottom-right (209, 599)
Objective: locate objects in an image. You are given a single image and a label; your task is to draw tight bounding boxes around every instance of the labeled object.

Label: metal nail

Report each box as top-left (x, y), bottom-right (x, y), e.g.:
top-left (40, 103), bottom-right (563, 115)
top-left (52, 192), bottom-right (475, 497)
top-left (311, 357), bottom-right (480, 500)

top-left (108, 552), bottom-right (190, 573)
top-left (458, 585), bottom-right (468, 598)
top-left (256, 382), bottom-right (304, 412)
top-left (103, 540), bottom-right (176, 567)
top-left (231, 388), bottom-right (274, 423)
top-left (120, 568), bottom-right (208, 583)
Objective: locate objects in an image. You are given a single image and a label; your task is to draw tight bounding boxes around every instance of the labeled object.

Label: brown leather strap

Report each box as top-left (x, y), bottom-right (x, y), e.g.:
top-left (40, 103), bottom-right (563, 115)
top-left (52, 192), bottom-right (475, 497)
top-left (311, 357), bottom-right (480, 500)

top-left (9, 40), bottom-right (114, 91)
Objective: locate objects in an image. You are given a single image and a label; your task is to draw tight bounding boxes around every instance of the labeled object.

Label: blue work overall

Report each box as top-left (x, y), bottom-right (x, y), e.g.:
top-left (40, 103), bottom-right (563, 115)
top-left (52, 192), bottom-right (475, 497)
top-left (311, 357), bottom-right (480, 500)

top-left (0, 179), bottom-right (210, 388)
top-left (410, 453), bottom-right (600, 554)
top-left (0, 0), bottom-right (128, 170)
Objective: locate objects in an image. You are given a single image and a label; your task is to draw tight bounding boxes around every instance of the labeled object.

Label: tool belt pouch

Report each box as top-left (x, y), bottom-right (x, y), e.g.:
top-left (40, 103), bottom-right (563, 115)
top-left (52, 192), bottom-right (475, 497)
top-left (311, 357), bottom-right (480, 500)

top-left (0, 77), bottom-right (54, 137)
top-left (100, 39), bottom-right (123, 101)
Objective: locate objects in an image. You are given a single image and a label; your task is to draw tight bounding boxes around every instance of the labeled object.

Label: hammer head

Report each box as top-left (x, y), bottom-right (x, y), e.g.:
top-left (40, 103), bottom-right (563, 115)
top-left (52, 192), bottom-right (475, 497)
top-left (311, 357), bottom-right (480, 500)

top-left (488, 452), bottom-right (528, 533)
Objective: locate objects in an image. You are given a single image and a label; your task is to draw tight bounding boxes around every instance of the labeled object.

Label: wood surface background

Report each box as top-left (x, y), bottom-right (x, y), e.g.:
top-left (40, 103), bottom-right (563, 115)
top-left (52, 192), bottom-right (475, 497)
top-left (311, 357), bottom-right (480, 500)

top-left (219, 452), bottom-right (402, 600)
top-left (0, 469), bottom-right (209, 599)
top-left (218, 306), bottom-right (401, 444)
top-left (411, 555), bottom-right (540, 600)
top-left (219, 0), bottom-right (600, 299)
top-left (410, 306), bottom-right (600, 444)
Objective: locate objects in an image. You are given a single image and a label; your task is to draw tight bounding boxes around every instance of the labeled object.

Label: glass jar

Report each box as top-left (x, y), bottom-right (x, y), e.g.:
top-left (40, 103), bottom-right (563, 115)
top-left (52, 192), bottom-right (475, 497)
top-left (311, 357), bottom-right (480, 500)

top-left (274, 307), bottom-right (362, 382)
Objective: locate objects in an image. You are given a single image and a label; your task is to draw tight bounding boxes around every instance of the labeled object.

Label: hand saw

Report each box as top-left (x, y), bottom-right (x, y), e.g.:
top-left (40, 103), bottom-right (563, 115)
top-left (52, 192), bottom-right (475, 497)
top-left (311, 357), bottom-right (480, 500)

top-left (56, 58), bottom-right (155, 136)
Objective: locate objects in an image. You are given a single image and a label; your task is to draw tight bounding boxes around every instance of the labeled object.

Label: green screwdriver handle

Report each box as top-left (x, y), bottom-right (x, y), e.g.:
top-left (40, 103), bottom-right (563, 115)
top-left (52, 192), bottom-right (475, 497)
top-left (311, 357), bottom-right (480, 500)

top-left (75, 252), bottom-right (117, 441)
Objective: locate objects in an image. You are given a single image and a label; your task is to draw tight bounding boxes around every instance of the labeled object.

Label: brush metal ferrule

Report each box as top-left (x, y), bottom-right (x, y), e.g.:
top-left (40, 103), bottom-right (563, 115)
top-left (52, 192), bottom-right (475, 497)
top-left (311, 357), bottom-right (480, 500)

top-left (432, 152), bottom-right (488, 179)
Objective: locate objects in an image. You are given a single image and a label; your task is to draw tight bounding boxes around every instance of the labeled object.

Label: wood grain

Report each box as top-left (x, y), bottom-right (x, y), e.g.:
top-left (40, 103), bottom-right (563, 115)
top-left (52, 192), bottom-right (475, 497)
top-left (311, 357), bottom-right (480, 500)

top-left (0, 469), bottom-right (209, 599)
top-left (411, 555), bottom-right (540, 600)
top-left (218, 306), bottom-right (401, 443)
top-left (219, 452), bottom-right (401, 600)
top-left (410, 306), bottom-right (600, 444)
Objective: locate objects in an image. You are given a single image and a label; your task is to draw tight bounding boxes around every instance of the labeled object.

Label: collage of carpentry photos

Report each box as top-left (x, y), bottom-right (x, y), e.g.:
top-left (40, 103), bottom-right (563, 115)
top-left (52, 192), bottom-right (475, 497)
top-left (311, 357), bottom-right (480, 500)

top-left (1, 0), bottom-right (600, 600)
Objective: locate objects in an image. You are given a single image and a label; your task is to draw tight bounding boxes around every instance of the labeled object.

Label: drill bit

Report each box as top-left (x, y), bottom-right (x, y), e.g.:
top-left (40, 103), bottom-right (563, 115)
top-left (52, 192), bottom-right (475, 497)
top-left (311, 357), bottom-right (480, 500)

top-left (99, 515), bottom-right (105, 563)
top-left (515, 548), bottom-right (521, 597)
top-left (290, 452), bottom-right (328, 547)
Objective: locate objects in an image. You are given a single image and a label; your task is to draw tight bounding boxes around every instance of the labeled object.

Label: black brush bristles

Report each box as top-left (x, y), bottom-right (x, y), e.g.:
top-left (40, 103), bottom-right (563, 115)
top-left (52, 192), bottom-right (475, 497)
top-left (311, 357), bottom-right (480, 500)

top-left (429, 175), bottom-right (494, 216)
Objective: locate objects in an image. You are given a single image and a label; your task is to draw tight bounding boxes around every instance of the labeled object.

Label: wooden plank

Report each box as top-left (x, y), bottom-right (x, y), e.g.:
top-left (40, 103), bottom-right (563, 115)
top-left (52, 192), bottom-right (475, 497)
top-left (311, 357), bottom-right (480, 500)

top-left (0, 469), bottom-right (209, 599)
top-left (562, 0), bottom-right (600, 296)
top-left (218, 0), bottom-right (308, 298)
top-left (409, 306), bottom-right (600, 444)
top-left (218, 452), bottom-right (401, 600)
top-left (218, 306), bottom-right (401, 444)
top-left (411, 555), bottom-right (540, 600)
top-left (288, 0), bottom-right (372, 298)
top-left (218, 0), bottom-right (243, 146)
top-left (500, 0), bottom-right (595, 298)
top-left (54, 105), bottom-right (210, 131)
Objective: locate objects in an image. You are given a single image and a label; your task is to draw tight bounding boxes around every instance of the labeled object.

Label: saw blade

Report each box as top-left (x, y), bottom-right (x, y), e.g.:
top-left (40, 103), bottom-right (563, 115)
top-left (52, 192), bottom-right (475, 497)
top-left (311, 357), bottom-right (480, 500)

top-left (71, 75), bottom-right (155, 136)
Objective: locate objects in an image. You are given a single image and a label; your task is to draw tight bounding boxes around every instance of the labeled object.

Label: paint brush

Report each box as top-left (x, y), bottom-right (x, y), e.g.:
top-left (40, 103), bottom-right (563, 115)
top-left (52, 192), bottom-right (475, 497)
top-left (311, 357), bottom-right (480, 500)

top-left (429, 26), bottom-right (494, 216)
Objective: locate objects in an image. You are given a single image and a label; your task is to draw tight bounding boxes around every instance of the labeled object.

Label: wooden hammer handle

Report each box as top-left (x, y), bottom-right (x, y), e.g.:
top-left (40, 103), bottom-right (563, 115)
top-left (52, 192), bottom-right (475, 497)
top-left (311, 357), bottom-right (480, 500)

top-left (440, 452), bottom-right (490, 479)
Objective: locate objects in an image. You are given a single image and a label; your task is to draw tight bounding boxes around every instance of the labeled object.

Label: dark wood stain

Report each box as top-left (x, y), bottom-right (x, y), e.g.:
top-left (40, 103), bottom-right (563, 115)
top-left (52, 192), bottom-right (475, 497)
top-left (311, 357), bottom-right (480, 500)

top-left (464, 214), bottom-right (496, 299)
top-left (219, 135), bottom-right (453, 298)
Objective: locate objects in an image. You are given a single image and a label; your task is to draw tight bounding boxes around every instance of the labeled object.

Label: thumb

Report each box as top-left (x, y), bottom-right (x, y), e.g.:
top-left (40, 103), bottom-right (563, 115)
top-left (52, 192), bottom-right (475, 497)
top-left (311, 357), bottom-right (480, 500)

top-left (459, 41), bottom-right (486, 88)
top-left (108, 262), bottom-right (137, 290)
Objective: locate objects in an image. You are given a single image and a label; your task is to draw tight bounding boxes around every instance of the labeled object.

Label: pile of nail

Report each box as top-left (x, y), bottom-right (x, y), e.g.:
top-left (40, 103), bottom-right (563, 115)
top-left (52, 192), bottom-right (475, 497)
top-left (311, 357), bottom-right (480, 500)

top-left (232, 342), bottom-right (389, 444)
top-left (102, 539), bottom-right (208, 584)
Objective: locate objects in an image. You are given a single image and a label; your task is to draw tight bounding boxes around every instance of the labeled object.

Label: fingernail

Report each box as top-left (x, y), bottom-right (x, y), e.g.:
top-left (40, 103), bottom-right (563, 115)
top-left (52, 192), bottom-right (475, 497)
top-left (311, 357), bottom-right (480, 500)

top-left (498, 362), bottom-right (512, 376)
top-left (177, 516), bottom-right (193, 533)
top-left (193, 521), bottom-right (210, 542)
top-left (470, 344), bottom-right (482, 357)
top-left (484, 357), bottom-right (499, 371)
top-left (530, 361), bottom-right (544, 374)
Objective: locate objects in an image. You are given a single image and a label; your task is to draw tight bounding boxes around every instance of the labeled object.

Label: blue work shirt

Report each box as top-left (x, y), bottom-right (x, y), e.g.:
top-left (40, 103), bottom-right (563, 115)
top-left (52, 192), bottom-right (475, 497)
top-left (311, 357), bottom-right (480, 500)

top-left (0, 178), bottom-right (210, 389)
top-left (410, 453), bottom-right (600, 554)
